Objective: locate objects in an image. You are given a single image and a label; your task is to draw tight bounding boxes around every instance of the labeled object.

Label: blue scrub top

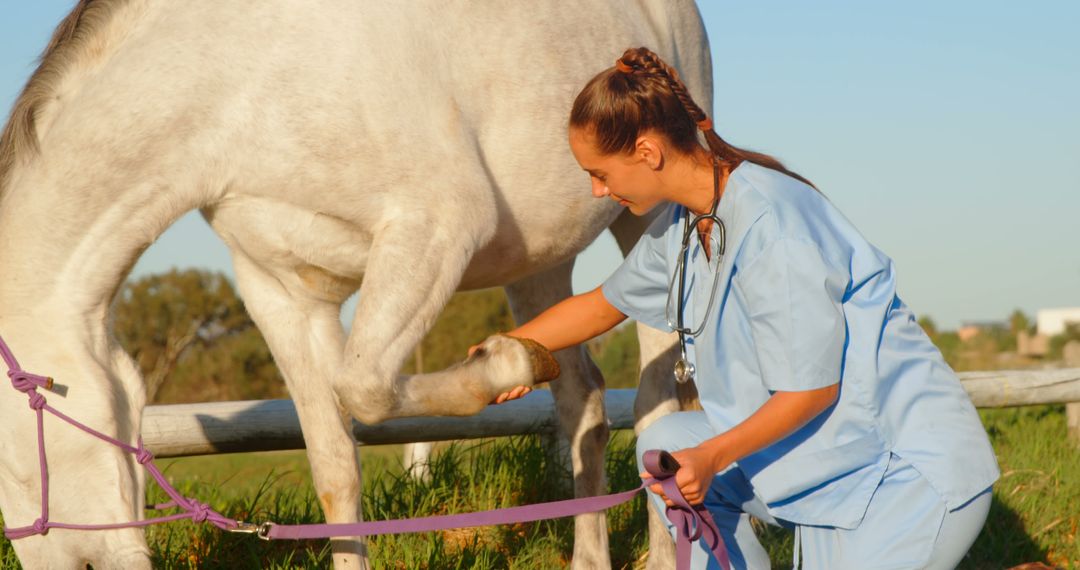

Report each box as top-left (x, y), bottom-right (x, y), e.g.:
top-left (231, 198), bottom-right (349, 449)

top-left (603, 162), bottom-right (999, 528)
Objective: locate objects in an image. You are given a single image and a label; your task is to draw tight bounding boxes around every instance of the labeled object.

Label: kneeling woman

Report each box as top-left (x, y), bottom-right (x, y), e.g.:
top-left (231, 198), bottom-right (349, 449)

top-left (494, 47), bottom-right (998, 569)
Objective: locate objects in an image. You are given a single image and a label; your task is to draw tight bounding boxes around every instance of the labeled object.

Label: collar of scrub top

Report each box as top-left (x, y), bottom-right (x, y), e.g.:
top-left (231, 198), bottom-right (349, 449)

top-left (666, 158), bottom-right (727, 385)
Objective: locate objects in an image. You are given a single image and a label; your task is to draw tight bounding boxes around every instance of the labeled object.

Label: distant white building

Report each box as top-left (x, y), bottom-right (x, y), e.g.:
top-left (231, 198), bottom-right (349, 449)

top-left (1036, 308), bottom-right (1080, 336)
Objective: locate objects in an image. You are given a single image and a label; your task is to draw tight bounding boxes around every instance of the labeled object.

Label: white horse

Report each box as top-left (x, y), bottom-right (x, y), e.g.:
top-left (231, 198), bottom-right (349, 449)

top-left (0, 1), bottom-right (711, 568)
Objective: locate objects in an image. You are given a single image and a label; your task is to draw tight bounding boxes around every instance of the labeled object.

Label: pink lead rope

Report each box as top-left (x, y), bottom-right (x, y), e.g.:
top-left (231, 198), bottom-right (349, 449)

top-left (1, 336), bottom-right (237, 539)
top-left (1, 334), bottom-right (728, 569)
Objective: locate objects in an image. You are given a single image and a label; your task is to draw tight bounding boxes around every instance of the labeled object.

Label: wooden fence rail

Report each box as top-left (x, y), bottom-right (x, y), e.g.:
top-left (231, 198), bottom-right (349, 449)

top-left (143, 369), bottom-right (1080, 458)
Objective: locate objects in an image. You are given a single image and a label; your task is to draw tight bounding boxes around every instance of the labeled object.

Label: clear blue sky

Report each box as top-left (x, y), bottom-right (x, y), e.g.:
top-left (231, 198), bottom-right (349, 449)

top-left (2, 2), bottom-right (1077, 329)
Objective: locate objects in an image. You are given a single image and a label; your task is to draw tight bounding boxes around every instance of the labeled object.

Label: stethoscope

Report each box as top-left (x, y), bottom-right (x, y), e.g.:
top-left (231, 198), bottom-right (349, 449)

top-left (665, 159), bottom-right (726, 384)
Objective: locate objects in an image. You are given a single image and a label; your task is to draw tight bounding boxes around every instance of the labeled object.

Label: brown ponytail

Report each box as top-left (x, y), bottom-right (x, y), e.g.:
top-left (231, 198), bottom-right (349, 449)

top-left (570, 47), bottom-right (814, 188)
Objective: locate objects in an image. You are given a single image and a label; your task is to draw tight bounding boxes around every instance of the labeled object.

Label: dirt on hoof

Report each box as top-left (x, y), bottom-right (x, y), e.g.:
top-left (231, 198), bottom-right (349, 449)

top-left (511, 336), bottom-right (561, 383)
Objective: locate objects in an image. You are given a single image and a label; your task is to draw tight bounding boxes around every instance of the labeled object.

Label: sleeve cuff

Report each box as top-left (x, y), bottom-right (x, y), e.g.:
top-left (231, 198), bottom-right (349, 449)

top-left (601, 281), bottom-right (671, 332)
top-left (762, 367), bottom-right (841, 392)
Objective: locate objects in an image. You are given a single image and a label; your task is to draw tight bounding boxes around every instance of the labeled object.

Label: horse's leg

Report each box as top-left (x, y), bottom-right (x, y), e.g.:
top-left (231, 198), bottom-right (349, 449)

top-left (332, 209), bottom-right (554, 424)
top-left (402, 441), bottom-right (434, 481)
top-left (505, 262), bottom-right (611, 569)
top-left (633, 324), bottom-right (685, 569)
top-left (609, 211), bottom-right (685, 570)
top-left (229, 252), bottom-right (368, 570)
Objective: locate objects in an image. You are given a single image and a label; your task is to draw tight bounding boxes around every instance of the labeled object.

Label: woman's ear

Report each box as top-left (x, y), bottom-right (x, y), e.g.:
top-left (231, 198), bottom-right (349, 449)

top-left (635, 135), bottom-right (664, 170)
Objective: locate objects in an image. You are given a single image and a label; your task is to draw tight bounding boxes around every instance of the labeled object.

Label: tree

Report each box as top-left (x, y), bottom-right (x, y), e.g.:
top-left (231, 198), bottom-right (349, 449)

top-left (156, 326), bottom-right (287, 403)
top-left (918, 316), bottom-right (938, 338)
top-left (587, 325), bottom-right (639, 389)
top-left (1009, 309), bottom-right (1032, 337)
top-left (933, 331), bottom-right (963, 367)
top-left (1048, 323), bottom-right (1080, 361)
top-left (113, 269), bottom-right (261, 402)
top-left (400, 288), bottom-right (517, 374)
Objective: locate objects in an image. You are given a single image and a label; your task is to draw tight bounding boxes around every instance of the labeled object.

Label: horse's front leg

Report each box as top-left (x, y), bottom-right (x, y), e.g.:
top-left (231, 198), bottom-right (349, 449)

top-left (333, 212), bottom-right (557, 424)
top-left (505, 262), bottom-right (612, 569)
top-left (231, 253), bottom-right (368, 570)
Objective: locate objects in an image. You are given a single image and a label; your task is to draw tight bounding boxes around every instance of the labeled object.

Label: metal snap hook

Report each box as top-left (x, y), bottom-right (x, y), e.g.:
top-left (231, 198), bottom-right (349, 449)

top-left (257, 522), bottom-right (274, 541)
top-left (229, 520), bottom-right (274, 539)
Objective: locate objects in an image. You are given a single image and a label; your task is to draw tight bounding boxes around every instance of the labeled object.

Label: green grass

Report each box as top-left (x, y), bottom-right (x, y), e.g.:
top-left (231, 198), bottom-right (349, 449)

top-left (1, 410), bottom-right (1077, 568)
top-left (137, 435), bottom-right (651, 569)
top-left (971, 405), bottom-right (1080, 569)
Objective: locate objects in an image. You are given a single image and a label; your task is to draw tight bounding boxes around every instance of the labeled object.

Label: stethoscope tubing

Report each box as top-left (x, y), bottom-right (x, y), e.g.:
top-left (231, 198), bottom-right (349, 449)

top-left (667, 159), bottom-right (728, 384)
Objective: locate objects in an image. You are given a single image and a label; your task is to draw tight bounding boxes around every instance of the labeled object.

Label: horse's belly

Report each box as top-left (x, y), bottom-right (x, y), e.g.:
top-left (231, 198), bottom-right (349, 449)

top-left (459, 202), bottom-right (619, 290)
top-left (204, 196), bottom-right (371, 303)
top-left (205, 188), bottom-right (618, 301)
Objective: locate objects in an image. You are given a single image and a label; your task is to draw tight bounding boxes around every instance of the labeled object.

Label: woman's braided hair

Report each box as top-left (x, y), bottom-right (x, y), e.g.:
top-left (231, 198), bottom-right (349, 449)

top-left (570, 47), bottom-right (813, 187)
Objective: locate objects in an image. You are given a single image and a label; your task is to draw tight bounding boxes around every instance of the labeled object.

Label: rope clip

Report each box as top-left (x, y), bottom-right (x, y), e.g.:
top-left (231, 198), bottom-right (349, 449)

top-left (229, 521), bottom-right (274, 540)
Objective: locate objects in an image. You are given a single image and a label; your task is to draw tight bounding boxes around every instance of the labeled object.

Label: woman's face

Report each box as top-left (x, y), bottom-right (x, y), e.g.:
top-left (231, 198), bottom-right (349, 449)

top-left (568, 127), bottom-right (664, 216)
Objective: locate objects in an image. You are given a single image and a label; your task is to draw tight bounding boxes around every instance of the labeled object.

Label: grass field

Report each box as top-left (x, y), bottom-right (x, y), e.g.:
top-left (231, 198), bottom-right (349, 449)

top-left (1, 407), bottom-right (1077, 568)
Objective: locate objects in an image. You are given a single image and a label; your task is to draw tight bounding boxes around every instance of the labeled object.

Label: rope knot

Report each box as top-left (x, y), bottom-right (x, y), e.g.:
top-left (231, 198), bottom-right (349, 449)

top-left (189, 501), bottom-right (211, 524)
top-left (27, 391), bottom-right (47, 411)
top-left (8, 370), bottom-right (51, 393)
top-left (135, 447), bottom-right (154, 465)
top-left (9, 370), bottom-right (34, 393)
top-left (31, 518), bottom-right (48, 535)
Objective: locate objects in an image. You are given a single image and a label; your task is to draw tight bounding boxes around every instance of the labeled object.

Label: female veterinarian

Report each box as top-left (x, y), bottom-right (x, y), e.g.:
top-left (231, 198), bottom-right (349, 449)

top-left (493, 47), bottom-right (1000, 569)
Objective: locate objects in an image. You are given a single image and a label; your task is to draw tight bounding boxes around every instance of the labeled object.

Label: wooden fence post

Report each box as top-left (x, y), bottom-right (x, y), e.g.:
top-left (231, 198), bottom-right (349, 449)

top-left (1068, 403), bottom-right (1080, 446)
top-left (1063, 341), bottom-right (1080, 445)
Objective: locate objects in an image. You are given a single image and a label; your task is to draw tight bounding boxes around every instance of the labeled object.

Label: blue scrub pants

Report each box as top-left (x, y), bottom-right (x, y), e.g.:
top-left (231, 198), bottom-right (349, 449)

top-left (637, 412), bottom-right (992, 569)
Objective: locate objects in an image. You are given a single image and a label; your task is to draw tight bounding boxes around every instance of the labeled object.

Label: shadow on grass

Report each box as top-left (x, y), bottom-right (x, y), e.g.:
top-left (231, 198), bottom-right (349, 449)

top-left (962, 494), bottom-right (1050, 569)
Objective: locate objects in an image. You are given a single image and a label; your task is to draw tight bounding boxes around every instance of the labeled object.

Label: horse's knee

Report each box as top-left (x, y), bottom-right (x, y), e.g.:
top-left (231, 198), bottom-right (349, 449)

top-left (331, 367), bottom-right (395, 424)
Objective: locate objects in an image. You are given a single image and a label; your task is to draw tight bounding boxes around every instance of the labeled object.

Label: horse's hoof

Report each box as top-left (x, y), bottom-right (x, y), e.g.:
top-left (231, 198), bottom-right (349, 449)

top-left (507, 335), bottom-right (561, 383)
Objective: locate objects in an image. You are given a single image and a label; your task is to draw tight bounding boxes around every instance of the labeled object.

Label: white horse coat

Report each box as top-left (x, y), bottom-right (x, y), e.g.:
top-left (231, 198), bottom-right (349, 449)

top-left (0, 1), bottom-right (711, 568)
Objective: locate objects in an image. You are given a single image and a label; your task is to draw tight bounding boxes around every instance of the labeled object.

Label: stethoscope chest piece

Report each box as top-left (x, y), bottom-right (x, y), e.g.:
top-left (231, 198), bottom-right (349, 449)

top-left (673, 357), bottom-right (695, 384)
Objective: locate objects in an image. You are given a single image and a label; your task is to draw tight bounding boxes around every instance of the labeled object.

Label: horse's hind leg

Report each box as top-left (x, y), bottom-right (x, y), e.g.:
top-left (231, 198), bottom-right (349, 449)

top-left (610, 211), bottom-right (684, 570)
top-left (403, 441), bottom-right (434, 481)
top-left (229, 252), bottom-right (368, 570)
top-left (633, 323), bottom-right (683, 569)
top-left (505, 262), bottom-right (611, 569)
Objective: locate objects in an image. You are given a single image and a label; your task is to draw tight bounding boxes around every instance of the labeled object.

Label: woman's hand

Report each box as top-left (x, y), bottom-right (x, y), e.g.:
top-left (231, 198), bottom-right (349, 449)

top-left (492, 385), bottom-right (532, 404)
top-left (638, 384), bottom-right (840, 506)
top-left (640, 445), bottom-right (729, 506)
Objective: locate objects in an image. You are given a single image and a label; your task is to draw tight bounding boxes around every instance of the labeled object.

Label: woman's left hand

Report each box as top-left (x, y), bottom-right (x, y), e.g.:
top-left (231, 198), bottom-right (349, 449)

top-left (491, 385), bottom-right (532, 404)
top-left (640, 445), bottom-right (728, 506)
top-left (637, 386), bottom-right (840, 507)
